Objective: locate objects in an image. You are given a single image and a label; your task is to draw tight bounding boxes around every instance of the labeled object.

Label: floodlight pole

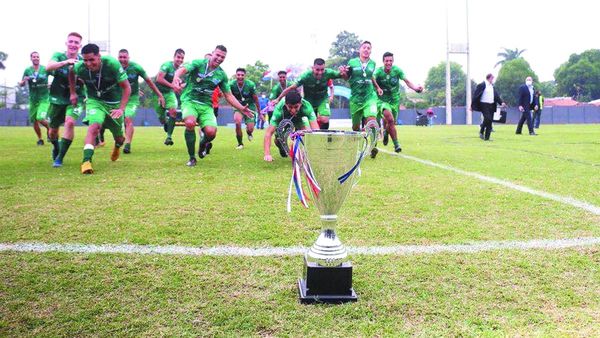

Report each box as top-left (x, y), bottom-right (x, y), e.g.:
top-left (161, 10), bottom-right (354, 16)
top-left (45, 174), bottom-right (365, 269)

top-left (465, 0), bottom-right (472, 125)
top-left (445, 2), bottom-right (452, 125)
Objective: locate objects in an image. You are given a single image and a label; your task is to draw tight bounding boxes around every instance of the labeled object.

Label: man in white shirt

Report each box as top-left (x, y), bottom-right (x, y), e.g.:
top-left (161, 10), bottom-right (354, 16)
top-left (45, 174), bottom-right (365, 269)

top-left (471, 74), bottom-right (506, 141)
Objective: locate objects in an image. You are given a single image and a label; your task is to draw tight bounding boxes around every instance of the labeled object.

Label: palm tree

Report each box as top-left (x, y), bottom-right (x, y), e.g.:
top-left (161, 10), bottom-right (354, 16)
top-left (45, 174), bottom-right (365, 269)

top-left (494, 47), bottom-right (526, 68)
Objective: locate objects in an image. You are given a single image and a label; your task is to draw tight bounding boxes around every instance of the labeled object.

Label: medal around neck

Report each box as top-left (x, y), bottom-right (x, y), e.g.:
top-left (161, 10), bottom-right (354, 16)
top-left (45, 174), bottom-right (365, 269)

top-left (288, 126), bottom-right (377, 304)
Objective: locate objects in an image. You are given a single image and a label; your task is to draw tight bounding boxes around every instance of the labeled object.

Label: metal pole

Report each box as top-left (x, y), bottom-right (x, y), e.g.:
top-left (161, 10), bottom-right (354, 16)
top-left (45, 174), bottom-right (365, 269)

top-left (107, 0), bottom-right (111, 54)
top-left (445, 1), bottom-right (452, 125)
top-left (465, 0), bottom-right (472, 125)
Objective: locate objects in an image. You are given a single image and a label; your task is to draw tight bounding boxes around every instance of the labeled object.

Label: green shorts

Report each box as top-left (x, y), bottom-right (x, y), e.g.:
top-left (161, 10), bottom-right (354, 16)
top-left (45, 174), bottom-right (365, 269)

top-left (312, 99), bottom-right (331, 117)
top-left (124, 96), bottom-right (140, 118)
top-left (28, 100), bottom-right (49, 123)
top-left (234, 105), bottom-right (257, 124)
top-left (84, 99), bottom-right (124, 137)
top-left (47, 103), bottom-right (85, 129)
top-left (154, 92), bottom-right (177, 121)
top-left (350, 98), bottom-right (378, 126)
top-left (377, 101), bottom-right (399, 120)
top-left (181, 101), bottom-right (217, 128)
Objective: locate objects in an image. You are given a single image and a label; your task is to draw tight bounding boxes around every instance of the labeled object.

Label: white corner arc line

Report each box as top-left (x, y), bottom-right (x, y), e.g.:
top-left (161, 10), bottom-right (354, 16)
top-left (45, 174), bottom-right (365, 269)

top-left (380, 149), bottom-right (600, 216)
top-left (0, 238), bottom-right (599, 257)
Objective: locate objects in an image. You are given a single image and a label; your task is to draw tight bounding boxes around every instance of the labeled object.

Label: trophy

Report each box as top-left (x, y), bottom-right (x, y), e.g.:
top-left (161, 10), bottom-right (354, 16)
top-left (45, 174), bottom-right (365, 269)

top-left (289, 124), bottom-right (377, 304)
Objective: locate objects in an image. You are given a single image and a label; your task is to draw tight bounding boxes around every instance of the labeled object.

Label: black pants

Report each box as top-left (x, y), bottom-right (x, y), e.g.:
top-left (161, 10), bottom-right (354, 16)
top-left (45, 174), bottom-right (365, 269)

top-left (479, 103), bottom-right (495, 140)
top-left (516, 110), bottom-right (534, 134)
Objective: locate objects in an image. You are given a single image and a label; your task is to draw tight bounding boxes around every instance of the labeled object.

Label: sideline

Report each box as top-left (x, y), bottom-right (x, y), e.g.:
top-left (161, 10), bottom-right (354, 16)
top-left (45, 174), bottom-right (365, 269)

top-left (380, 149), bottom-right (600, 216)
top-left (1, 238), bottom-right (599, 257)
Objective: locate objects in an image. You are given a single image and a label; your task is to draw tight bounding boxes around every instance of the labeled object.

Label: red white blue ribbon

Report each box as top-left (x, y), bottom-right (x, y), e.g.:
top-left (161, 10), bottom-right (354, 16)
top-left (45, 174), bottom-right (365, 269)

top-left (287, 133), bottom-right (321, 212)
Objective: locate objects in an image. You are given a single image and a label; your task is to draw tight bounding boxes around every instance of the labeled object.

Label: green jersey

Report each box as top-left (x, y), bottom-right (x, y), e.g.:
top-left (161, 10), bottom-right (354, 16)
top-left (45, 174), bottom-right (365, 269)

top-left (22, 65), bottom-right (49, 102)
top-left (270, 98), bottom-right (316, 128)
top-left (48, 52), bottom-right (84, 105)
top-left (74, 55), bottom-right (127, 104)
top-left (181, 58), bottom-right (230, 105)
top-left (294, 68), bottom-right (341, 107)
top-left (123, 61), bottom-right (148, 97)
top-left (155, 61), bottom-right (178, 94)
top-left (269, 82), bottom-right (288, 100)
top-left (374, 65), bottom-right (405, 106)
top-left (229, 79), bottom-right (257, 110)
top-left (346, 57), bottom-right (377, 104)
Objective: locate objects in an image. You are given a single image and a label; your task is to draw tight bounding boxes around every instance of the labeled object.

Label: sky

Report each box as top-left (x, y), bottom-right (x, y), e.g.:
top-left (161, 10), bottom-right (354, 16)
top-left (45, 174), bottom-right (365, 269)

top-left (1, 0), bottom-right (598, 89)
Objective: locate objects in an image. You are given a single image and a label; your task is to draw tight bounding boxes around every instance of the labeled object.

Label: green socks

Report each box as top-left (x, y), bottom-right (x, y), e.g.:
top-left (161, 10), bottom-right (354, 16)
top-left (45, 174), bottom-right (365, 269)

top-left (56, 138), bottom-right (72, 161)
top-left (166, 117), bottom-right (176, 137)
top-left (185, 129), bottom-right (196, 158)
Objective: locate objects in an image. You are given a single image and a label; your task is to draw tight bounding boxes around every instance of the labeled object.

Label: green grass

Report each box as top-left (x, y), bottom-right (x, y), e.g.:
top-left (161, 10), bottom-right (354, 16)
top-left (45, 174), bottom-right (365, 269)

top-left (1, 124), bottom-right (599, 336)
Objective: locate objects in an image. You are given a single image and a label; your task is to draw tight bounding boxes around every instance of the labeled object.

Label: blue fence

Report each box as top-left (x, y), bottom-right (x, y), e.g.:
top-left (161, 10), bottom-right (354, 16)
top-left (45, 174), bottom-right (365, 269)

top-left (1, 106), bottom-right (599, 126)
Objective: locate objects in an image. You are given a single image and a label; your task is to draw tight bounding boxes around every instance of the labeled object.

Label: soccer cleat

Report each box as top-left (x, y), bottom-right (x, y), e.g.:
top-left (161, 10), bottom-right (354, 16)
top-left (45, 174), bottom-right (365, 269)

top-left (236, 144), bottom-right (244, 150)
top-left (186, 157), bottom-right (197, 167)
top-left (81, 161), bottom-right (93, 174)
top-left (110, 146), bottom-right (121, 161)
top-left (529, 132), bottom-right (538, 136)
top-left (164, 137), bottom-right (174, 146)
top-left (394, 145), bottom-right (402, 153)
top-left (370, 147), bottom-right (379, 159)
top-left (382, 132), bottom-right (389, 146)
top-left (248, 133), bottom-right (253, 141)
top-left (479, 133), bottom-right (484, 140)
top-left (199, 143), bottom-right (213, 158)
top-left (52, 159), bottom-right (63, 168)
top-left (37, 139), bottom-right (44, 146)
top-left (123, 143), bottom-right (131, 154)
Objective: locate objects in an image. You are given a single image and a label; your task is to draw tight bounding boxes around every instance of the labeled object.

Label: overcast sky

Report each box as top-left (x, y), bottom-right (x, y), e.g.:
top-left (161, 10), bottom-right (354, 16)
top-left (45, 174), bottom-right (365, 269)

top-left (1, 0), bottom-right (597, 88)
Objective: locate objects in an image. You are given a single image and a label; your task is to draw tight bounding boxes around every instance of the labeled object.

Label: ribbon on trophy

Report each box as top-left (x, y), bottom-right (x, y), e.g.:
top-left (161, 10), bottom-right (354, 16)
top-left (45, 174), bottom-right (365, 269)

top-left (287, 132), bottom-right (321, 212)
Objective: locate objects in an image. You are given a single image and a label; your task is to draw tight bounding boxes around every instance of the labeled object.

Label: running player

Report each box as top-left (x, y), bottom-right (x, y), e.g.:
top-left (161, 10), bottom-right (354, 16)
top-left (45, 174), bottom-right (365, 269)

top-left (155, 49), bottom-right (185, 146)
top-left (374, 52), bottom-right (423, 152)
top-left (19, 51), bottom-right (50, 145)
top-left (45, 32), bottom-right (85, 167)
top-left (117, 49), bottom-right (165, 154)
top-left (73, 44), bottom-right (131, 174)
top-left (171, 45), bottom-right (254, 167)
top-left (230, 67), bottom-right (260, 149)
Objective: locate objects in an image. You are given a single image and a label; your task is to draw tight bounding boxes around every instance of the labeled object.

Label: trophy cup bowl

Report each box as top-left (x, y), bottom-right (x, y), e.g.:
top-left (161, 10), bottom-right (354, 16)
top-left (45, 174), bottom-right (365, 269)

top-left (295, 128), bottom-right (376, 303)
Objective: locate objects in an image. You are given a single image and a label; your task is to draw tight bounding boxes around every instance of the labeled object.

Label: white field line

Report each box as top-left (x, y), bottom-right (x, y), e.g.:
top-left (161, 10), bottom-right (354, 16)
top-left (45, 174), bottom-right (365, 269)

top-left (379, 149), bottom-right (600, 216)
top-left (0, 238), bottom-right (599, 257)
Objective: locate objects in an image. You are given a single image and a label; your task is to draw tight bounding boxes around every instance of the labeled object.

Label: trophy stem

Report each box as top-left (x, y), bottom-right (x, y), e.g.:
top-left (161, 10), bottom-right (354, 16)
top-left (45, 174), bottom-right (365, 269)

top-left (306, 215), bottom-right (348, 267)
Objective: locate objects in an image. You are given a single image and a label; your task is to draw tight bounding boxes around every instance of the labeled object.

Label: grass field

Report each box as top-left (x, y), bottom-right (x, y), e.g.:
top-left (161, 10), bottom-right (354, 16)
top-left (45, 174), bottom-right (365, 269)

top-left (1, 124), bottom-right (599, 336)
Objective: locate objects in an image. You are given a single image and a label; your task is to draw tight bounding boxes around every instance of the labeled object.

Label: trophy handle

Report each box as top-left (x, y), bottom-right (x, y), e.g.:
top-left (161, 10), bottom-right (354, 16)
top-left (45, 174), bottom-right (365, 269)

top-left (363, 119), bottom-right (379, 153)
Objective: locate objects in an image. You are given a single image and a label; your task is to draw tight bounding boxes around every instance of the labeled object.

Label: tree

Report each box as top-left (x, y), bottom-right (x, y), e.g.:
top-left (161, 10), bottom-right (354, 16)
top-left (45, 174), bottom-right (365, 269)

top-left (494, 47), bottom-right (526, 68)
top-left (424, 61), bottom-right (472, 106)
top-left (494, 58), bottom-right (539, 106)
top-left (554, 49), bottom-right (600, 101)
top-left (0, 51), bottom-right (7, 70)
top-left (537, 81), bottom-right (557, 98)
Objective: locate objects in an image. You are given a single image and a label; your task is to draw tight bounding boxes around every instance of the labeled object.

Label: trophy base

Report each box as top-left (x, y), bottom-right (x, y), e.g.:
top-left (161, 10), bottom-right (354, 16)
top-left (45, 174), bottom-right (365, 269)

top-left (297, 260), bottom-right (358, 304)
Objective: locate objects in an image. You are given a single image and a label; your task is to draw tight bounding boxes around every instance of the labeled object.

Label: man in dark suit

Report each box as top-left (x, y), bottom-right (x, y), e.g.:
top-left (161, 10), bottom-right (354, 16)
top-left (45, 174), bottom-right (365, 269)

top-left (516, 76), bottom-right (537, 135)
top-left (471, 73), bottom-right (505, 141)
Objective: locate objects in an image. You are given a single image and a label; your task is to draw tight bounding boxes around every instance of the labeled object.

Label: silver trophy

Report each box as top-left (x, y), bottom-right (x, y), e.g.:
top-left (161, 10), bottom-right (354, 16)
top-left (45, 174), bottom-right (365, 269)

top-left (292, 126), bottom-right (377, 303)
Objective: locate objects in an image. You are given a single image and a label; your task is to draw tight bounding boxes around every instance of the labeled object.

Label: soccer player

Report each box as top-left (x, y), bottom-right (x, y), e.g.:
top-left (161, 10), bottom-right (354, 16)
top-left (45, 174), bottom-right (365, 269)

top-left (339, 40), bottom-right (383, 158)
top-left (230, 67), bottom-right (260, 149)
top-left (263, 89), bottom-right (319, 162)
top-left (45, 32), bottom-right (85, 167)
top-left (117, 49), bottom-right (165, 154)
top-left (73, 43), bottom-right (131, 174)
top-left (272, 58), bottom-right (342, 130)
top-left (155, 48), bottom-right (185, 146)
top-left (171, 45), bottom-right (254, 167)
top-left (19, 51), bottom-right (50, 145)
top-left (268, 70), bottom-right (289, 122)
top-left (374, 52), bottom-right (423, 153)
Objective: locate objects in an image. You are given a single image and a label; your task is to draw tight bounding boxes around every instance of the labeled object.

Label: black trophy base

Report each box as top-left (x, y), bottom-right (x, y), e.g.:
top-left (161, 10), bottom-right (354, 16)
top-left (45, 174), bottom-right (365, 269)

top-left (297, 260), bottom-right (358, 304)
